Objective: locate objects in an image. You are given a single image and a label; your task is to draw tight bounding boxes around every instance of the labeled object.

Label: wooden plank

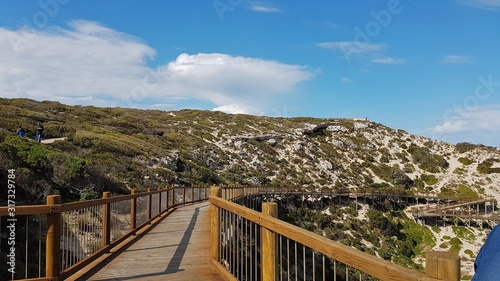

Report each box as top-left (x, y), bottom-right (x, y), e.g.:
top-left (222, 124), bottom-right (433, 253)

top-left (82, 201), bottom-right (223, 281)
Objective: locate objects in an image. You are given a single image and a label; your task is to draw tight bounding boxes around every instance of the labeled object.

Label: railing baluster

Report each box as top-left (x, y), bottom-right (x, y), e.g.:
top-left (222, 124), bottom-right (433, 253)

top-left (287, 238), bottom-right (290, 281)
top-left (303, 245), bottom-right (306, 281)
top-left (25, 215), bottom-right (28, 279)
top-left (313, 250), bottom-right (315, 281)
top-left (295, 241), bottom-right (298, 281)
top-left (322, 254), bottom-right (325, 281)
top-left (279, 235), bottom-right (283, 281)
top-left (39, 218), bottom-right (42, 278)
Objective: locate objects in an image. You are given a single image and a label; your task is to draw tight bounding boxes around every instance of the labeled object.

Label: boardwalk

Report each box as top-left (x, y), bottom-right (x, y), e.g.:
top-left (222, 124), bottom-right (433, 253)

top-left (82, 202), bottom-right (222, 281)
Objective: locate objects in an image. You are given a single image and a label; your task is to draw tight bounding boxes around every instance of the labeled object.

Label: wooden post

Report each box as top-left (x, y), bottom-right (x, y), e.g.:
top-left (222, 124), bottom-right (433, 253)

top-left (130, 189), bottom-right (137, 230)
top-left (210, 186), bottom-right (221, 261)
top-left (425, 251), bottom-right (460, 281)
top-left (191, 186), bottom-right (195, 202)
top-left (102, 192), bottom-right (111, 247)
top-left (46, 195), bottom-right (61, 278)
top-left (158, 187), bottom-right (162, 214)
top-left (262, 202), bottom-right (278, 281)
top-left (147, 188), bottom-right (152, 220)
top-left (183, 186), bottom-right (186, 204)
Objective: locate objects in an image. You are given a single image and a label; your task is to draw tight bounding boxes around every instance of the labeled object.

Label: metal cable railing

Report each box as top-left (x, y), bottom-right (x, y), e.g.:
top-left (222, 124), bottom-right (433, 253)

top-left (0, 186), bottom-right (209, 281)
top-left (0, 215), bottom-right (47, 281)
top-left (110, 199), bottom-right (131, 242)
top-left (61, 205), bottom-right (102, 271)
top-left (210, 186), bottom-right (461, 281)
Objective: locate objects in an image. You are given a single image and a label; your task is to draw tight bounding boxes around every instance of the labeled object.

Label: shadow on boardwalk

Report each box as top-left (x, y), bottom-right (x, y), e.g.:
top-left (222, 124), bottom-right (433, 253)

top-left (80, 202), bottom-right (221, 281)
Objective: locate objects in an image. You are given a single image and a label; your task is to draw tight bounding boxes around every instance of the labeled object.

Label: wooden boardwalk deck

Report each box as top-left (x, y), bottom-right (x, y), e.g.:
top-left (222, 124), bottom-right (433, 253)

top-left (83, 201), bottom-right (223, 281)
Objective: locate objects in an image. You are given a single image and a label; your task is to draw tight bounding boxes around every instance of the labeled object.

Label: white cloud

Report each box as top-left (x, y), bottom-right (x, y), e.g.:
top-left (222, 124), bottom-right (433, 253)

top-left (370, 57), bottom-right (405, 64)
top-left (250, 5), bottom-right (281, 13)
top-left (459, 0), bottom-right (500, 10)
top-left (156, 53), bottom-right (314, 105)
top-left (442, 55), bottom-right (472, 63)
top-left (212, 103), bottom-right (262, 115)
top-left (340, 77), bottom-right (352, 83)
top-left (317, 41), bottom-right (404, 64)
top-left (431, 105), bottom-right (500, 134)
top-left (317, 41), bottom-right (385, 56)
top-left (325, 22), bottom-right (341, 29)
top-left (248, 1), bottom-right (282, 13)
top-left (0, 21), bottom-right (314, 111)
top-left (430, 107), bottom-right (500, 146)
top-left (431, 120), bottom-right (469, 133)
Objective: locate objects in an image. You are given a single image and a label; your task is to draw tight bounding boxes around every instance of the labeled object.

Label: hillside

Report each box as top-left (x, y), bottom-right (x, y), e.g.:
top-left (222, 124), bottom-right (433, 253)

top-left (1, 98), bottom-right (499, 202)
top-left (1, 98), bottom-right (499, 278)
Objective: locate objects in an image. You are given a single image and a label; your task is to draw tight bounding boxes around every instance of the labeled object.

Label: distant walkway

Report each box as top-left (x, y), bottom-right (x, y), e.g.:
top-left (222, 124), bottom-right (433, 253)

top-left (82, 202), bottom-right (222, 281)
top-left (41, 137), bottom-right (67, 144)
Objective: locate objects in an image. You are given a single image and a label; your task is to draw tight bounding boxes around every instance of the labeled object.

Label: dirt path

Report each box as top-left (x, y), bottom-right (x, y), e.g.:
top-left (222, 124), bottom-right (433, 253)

top-left (41, 137), bottom-right (67, 144)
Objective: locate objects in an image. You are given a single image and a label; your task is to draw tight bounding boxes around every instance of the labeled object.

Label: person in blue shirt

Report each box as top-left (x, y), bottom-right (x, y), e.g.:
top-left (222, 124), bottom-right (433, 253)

top-left (16, 126), bottom-right (25, 137)
top-left (472, 224), bottom-right (500, 280)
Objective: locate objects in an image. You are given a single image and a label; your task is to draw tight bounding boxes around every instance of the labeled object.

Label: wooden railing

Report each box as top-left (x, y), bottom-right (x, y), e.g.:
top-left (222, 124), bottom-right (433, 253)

top-left (209, 186), bottom-right (461, 281)
top-left (0, 186), bottom-right (209, 281)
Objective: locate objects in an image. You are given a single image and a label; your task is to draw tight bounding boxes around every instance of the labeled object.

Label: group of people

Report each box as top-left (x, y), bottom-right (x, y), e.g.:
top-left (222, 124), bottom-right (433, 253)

top-left (16, 122), bottom-right (44, 143)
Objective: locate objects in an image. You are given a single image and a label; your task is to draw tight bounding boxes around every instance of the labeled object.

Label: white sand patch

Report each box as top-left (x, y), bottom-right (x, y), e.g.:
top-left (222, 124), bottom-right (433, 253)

top-left (430, 226), bottom-right (490, 277)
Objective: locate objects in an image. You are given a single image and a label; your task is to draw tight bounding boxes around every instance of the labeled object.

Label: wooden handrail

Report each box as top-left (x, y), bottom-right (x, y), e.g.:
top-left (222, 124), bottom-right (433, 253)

top-left (210, 191), bottom-right (460, 281)
top-left (0, 186), bottom-right (210, 281)
top-left (0, 186), bottom-right (468, 281)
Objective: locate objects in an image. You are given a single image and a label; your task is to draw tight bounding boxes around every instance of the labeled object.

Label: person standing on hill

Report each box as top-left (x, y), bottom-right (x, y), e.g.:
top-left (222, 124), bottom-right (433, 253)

top-left (472, 224), bottom-right (500, 280)
top-left (16, 126), bottom-right (25, 137)
top-left (35, 122), bottom-right (44, 143)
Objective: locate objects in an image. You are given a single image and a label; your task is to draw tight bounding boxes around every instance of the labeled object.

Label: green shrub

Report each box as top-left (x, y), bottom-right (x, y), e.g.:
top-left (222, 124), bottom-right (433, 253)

top-left (477, 158), bottom-right (500, 174)
top-left (370, 164), bottom-right (413, 188)
top-left (455, 142), bottom-right (478, 153)
top-left (457, 184), bottom-right (477, 198)
top-left (421, 174), bottom-right (438, 185)
top-left (407, 144), bottom-right (448, 173)
top-left (464, 249), bottom-right (475, 259)
top-left (458, 157), bottom-right (473, 165)
top-left (449, 237), bottom-right (462, 253)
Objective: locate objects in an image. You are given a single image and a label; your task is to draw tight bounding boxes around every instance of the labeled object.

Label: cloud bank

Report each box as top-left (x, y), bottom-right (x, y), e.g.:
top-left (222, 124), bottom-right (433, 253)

top-left (0, 20), bottom-right (314, 112)
top-left (430, 105), bottom-right (500, 145)
top-left (460, 0), bottom-right (500, 10)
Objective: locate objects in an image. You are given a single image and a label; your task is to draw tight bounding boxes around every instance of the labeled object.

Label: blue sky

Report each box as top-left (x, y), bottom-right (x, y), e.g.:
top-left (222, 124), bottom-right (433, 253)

top-left (1, 1), bottom-right (500, 147)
